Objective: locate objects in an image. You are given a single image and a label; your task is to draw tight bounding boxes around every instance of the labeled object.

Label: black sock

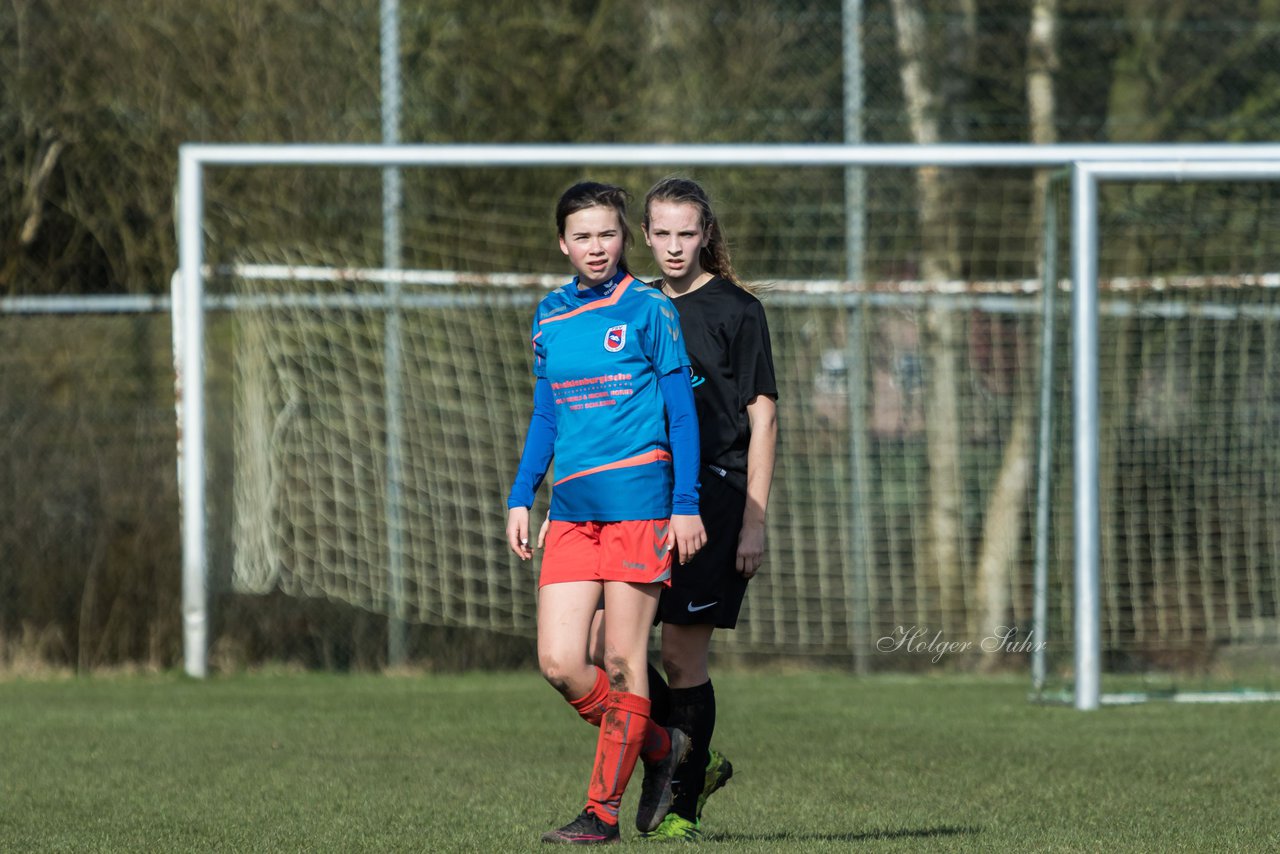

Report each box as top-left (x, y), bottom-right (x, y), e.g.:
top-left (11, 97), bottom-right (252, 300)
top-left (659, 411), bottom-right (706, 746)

top-left (665, 680), bottom-right (716, 822)
top-left (647, 662), bottom-right (671, 725)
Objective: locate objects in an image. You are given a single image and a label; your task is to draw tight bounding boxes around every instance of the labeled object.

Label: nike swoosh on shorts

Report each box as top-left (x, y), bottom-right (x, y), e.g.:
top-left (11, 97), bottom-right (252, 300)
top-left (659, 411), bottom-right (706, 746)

top-left (687, 601), bottom-right (718, 613)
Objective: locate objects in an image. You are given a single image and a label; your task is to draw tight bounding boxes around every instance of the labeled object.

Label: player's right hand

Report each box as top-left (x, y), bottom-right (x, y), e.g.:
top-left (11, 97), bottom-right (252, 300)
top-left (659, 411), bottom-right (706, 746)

top-left (506, 507), bottom-right (532, 560)
top-left (668, 513), bottom-right (707, 565)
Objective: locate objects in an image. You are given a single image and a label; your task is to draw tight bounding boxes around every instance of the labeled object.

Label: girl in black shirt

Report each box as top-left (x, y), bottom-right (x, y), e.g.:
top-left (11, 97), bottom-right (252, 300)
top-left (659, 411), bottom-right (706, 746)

top-left (639, 177), bottom-right (779, 839)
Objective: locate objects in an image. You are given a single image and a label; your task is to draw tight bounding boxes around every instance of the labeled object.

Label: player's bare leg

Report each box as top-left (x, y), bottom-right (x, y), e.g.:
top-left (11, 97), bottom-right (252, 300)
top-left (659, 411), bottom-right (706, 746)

top-left (537, 580), bottom-right (605, 702)
top-left (660, 622), bottom-right (714, 689)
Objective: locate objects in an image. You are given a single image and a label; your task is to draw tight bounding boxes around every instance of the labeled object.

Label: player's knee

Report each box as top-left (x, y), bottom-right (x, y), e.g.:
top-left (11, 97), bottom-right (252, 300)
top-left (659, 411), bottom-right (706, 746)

top-left (538, 654), bottom-right (575, 697)
top-left (602, 654), bottom-right (634, 693)
top-left (661, 638), bottom-right (701, 680)
top-left (660, 652), bottom-right (688, 684)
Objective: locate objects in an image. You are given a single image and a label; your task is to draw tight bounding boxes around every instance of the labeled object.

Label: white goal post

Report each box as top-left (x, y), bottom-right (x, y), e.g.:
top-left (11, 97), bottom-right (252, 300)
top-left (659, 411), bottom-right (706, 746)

top-left (176, 142), bottom-right (1280, 709)
top-left (1070, 159), bottom-right (1280, 708)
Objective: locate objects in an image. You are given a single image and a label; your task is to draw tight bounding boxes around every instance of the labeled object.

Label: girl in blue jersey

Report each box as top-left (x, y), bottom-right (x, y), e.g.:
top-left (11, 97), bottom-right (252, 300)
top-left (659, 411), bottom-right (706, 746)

top-left (640, 177), bottom-right (779, 840)
top-left (505, 181), bottom-right (706, 844)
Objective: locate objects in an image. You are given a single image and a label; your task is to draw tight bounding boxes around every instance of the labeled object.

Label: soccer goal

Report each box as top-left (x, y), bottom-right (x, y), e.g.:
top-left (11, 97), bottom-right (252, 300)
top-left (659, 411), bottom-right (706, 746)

top-left (1060, 159), bottom-right (1280, 707)
top-left (175, 143), bottom-right (1280, 708)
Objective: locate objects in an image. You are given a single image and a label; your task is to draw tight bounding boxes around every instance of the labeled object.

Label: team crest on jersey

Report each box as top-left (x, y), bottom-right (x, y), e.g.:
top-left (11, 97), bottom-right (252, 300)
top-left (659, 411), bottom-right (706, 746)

top-left (604, 324), bottom-right (627, 352)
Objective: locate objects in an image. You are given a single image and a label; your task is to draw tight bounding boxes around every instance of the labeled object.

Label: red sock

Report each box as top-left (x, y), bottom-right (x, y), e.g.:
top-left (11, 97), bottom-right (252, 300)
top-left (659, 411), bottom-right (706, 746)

top-left (639, 718), bottom-right (670, 764)
top-left (585, 691), bottom-right (650, 825)
top-left (569, 670), bottom-right (669, 760)
top-left (567, 667), bottom-right (609, 727)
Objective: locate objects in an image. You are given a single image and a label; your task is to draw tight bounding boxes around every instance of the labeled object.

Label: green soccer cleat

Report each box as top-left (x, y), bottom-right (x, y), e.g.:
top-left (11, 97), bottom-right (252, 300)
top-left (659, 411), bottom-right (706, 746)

top-left (641, 812), bottom-right (703, 842)
top-left (696, 749), bottom-right (734, 822)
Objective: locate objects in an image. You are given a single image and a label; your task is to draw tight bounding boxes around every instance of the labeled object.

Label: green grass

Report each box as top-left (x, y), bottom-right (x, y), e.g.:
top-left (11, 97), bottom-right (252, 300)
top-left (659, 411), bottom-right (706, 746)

top-left (1, 670), bottom-right (1276, 852)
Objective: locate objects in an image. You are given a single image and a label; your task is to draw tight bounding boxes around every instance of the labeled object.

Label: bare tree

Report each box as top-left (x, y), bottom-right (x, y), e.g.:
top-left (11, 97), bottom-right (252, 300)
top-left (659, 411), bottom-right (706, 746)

top-left (889, 0), bottom-right (966, 635)
top-left (972, 0), bottom-right (1059, 664)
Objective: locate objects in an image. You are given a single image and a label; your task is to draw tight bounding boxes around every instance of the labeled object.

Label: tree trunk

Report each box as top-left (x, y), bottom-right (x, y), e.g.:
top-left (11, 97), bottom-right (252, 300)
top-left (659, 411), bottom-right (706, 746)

top-left (890, 0), bottom-right (965, 634)
top-left (637, 2), bottom-right (701, 143)
top-left (972, 0), bottom-right (1059, 666)
top-left (972, 391), bottom-right (1035, 664)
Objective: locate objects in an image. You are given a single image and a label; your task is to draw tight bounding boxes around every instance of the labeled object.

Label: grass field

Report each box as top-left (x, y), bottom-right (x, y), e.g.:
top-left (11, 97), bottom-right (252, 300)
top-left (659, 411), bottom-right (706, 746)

top-left (1, 669), bottom-right (1276, 852)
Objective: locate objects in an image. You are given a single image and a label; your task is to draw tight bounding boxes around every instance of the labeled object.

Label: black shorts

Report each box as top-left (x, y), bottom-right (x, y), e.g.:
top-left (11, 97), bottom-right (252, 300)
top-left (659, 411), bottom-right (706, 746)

top-left (657, 472), bottom-right (750, 629)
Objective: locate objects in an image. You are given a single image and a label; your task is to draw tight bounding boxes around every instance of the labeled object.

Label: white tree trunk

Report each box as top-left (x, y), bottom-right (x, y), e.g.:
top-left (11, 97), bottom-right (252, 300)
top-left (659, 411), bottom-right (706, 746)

top-left (890, 0), bottom-right (965, 634)
top-left (974, 0), bottom-right (1059, 664)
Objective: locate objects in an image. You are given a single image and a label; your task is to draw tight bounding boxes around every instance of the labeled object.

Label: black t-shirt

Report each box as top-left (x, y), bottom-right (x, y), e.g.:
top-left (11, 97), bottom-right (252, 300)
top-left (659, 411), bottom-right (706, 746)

top-left (661, 277), bottom-right (778, 495)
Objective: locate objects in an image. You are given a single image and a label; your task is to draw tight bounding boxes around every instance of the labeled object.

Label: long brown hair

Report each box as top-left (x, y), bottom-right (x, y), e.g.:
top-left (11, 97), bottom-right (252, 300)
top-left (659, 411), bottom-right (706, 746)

top-left (643, 177), bottom-right (744, 289)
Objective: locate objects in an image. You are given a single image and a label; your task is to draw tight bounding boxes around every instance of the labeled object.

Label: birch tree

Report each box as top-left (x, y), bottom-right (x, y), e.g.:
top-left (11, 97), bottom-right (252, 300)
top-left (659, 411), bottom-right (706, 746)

top-left (973, 0), bottom-right (1060, 663)
top-left (889, 0), bottom-right (967, 634)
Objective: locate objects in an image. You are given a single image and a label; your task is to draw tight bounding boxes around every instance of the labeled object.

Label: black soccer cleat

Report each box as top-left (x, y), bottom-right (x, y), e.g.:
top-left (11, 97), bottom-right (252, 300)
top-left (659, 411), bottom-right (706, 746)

top-left (635, 726), bottom-right (691, 833)
top-left (541, 810), bottom-right (620, 845)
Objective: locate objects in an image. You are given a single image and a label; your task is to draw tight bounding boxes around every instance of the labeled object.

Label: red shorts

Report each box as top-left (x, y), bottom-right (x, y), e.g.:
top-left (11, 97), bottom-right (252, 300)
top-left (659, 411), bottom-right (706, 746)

top-left (539, 519), bottom-right (673, 588)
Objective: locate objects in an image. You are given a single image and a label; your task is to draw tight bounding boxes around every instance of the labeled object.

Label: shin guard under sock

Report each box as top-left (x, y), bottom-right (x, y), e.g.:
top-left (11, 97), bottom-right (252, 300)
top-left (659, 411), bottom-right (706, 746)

top-left (570, 669), bottom-right (670, 763)
top-left (666, 680), bottom-right (716, 821)
top-left (585, 691), bottom-right (651, 825)
top-left (567, 666), bottom-right (610, 727)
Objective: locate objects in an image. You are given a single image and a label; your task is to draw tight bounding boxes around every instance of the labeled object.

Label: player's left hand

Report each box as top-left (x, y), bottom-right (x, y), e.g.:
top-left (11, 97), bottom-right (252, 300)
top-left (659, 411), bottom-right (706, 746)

top-left (736, 520), bottom-right (766, 578)
top-left (668, 514), bottom-right (707, 565)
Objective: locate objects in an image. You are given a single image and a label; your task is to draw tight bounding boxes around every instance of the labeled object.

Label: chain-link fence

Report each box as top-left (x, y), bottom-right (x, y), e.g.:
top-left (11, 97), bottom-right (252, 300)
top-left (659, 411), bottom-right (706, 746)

top-left (5, 2), bottom-right (1280, 673)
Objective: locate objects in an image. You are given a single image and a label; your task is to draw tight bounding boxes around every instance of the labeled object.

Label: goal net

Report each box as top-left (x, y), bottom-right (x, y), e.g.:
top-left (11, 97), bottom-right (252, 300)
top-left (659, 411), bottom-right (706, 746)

top-left (182, 149), bottom-right (1280, 688)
